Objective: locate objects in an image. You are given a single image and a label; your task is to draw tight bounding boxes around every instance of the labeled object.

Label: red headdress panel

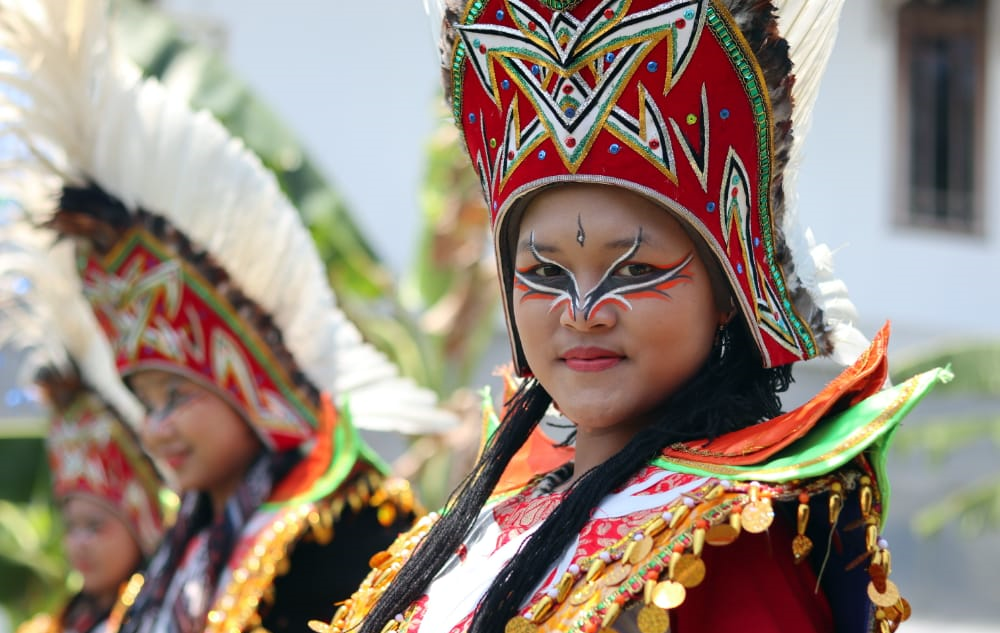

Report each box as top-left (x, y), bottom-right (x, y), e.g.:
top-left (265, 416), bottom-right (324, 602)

top-left (442, 0), bottom-right (864, 372)
top-left (45, 386), bottom-right (166, 555)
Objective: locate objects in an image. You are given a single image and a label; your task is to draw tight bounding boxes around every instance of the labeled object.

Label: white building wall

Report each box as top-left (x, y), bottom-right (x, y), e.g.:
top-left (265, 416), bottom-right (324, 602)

top-left (798, 2), bottom-right (1000, 348)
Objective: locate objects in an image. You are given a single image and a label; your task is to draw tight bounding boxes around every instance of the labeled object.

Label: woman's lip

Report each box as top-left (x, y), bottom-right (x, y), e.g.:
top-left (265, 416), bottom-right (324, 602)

top-left (70, 558), bottom-right (90, 573)
top-left (561, 346), bottom-right (621, 360)
top-left (561, 347), bottom-right (624, 372)
top-left (564, 357), bottom-right (622, 372)
top-left (162, 451), bottom-right (188, 469)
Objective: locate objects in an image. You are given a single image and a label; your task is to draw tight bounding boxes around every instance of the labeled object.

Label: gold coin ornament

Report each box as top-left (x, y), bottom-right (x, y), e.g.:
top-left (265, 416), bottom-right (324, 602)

top-left (651, 580), bottom-right (687, 610)
top-left (740, 501), bottom-right (774, 534)
top-left (636, 605), bottom-right (671, 633)
top-left (505, 616), bottom-right (537, 633)
top-left (867, 579), bottom-right (901, 608)
top-left (868, 563), bottom-right (888, 591)
top-left (630, 535), bottom-right (654, 564)
top-left (672, 554), bottom-right (706, 588)
top-left (705, 523), bottom-right (738, 546)
top-left (602, 563), bottom-right (632, 587)
top-left (898, 597), bottom-right (912, 621)
top-left (568, 583), bottom-right (596, 606)
top-left (791, 534), bottom-right (814, 561)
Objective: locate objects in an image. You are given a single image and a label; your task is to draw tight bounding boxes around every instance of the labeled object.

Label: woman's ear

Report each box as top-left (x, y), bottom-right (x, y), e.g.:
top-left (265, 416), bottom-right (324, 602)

top-left (719, 302), bottom-right (737, 327)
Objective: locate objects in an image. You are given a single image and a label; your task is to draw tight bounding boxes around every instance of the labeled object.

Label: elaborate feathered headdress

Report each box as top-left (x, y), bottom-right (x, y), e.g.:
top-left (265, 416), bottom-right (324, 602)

top-left (0, 219), bottom-right (164, 554)
top-left (436, 0), bottom-right (866, 372)
top-left (0, 0), bottom-right (455, 451)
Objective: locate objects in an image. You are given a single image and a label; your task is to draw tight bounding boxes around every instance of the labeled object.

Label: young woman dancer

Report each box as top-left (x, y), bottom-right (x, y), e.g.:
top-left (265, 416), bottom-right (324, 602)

top-left (0, 2), bottom-right (456, 632)
top-left (1, 226), bottom-right (165, 633)
top-left (313, 1), bottom-right (947, 632)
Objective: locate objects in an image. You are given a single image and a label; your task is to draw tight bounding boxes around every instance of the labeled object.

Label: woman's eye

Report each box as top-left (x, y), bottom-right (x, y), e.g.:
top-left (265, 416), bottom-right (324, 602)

top-left (163, 386), bottom-right (194, 412)
top-left (165, 388), bottom-right (181, 408)
top-left (532, 264), bottom-right (564, 278)
top-left (617, 263), bottom-right (654, 277)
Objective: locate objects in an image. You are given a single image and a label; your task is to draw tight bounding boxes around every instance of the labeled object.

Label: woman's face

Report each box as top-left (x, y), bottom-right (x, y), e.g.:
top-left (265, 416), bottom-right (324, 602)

top-left (62, 496), bottom-right (142, 604)
top-left (131, 370), bottom-right (262, 502)
top-left (511, 184), bottom-right (727, 435)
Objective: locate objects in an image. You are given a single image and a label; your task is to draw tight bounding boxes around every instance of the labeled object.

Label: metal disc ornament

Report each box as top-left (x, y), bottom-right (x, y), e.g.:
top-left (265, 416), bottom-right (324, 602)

top-left (636, 605), bottom-right (670, 633)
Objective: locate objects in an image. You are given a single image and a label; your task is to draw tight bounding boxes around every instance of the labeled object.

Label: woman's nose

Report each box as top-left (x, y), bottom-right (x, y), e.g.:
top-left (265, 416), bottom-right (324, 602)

top-left (64, 526), bottom-right (91, 549)
top-left (558, 293), bottom-right (617, 330)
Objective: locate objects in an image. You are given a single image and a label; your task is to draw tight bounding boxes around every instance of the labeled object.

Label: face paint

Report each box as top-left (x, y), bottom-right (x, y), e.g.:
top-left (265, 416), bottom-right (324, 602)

top-left (515, 228), bottom-right (694, 320)
top-left (576, 214), bottom-right (586, 247)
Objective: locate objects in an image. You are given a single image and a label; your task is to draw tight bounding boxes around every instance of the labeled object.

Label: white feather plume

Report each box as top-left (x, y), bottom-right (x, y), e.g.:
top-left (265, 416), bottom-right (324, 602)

top-left (0, 216), bottom-right (145, 428)
top-left (0, 0), bottom-right (456, 432)
top-left (774, 0), bottom-right (868, 365)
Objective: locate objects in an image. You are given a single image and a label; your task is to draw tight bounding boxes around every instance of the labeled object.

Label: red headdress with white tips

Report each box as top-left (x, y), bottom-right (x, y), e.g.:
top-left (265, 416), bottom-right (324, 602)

top-left (0, 0), bottom-right (456, 451)
top-left (0, 219), bottom-right (165, 554)
top-left (436, 0), bottom-right (866, 373)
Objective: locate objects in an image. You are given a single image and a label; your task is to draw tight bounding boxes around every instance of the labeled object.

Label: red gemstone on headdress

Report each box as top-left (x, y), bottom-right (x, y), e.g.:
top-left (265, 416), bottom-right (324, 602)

top-left (479, 44), bottom-right (487, 53)
top-left (562, 85), bottom-right (573, 94)
top-left (566, 137), bottom-right (577, 148)
top-left (604, 9), bottom-right (615, 19)
top-left (508, 151), bottom-right (515, 160)
top-left (649, 139), bottom-right (660, 150)
top-left (675, 18), bottom-right (687, 28)
top-left (528, 21), bottom-right (537, 31)
top-left (731, 187), bottom-right (738, 197)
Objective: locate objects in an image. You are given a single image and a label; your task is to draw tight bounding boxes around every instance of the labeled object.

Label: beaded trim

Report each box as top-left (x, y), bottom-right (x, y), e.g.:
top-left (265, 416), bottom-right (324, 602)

top-left (314, 464), bottom-right (909, 633)
top-left (704, 4), bottom-right (814, 356)
top-left (111, 471), bottom-right (415, 633)
top-left (537, 0), bottom-right (585, 11)
top-left (204, 470), bottom-right (415, 633)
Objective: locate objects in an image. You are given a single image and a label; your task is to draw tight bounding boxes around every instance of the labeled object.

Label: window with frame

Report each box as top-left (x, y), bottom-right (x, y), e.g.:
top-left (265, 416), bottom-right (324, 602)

top-left (896, 0), bottom-right (986, 234)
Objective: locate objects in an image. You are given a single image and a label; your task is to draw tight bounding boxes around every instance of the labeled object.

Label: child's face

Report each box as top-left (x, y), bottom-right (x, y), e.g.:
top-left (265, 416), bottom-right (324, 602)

top-left (62, 496), bottom-right (142, 603)
top-left (131, 370), bottom-right (262, 499)
top-left (511, 184), bottom-right (725, 434)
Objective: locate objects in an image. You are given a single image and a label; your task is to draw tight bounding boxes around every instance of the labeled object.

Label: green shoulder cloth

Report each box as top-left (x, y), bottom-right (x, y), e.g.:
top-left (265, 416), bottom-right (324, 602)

top-left (654, 367), bottom-right (952, 515)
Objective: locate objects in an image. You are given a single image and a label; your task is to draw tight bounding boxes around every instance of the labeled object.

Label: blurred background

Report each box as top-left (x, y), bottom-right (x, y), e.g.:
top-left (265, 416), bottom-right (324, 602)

top-left (1, 0), bottom-right (998, 630)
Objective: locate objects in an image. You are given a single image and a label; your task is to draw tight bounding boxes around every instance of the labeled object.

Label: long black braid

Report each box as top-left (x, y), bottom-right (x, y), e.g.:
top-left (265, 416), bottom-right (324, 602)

top-left (359, 321), bottom-right (791, 633)
top-left (358, 378), bottom-right (553, 631)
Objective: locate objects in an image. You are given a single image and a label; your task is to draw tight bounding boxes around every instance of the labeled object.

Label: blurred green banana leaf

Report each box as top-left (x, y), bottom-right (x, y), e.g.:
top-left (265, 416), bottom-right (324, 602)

top-left (892, 343), bottom-right (1000, 537)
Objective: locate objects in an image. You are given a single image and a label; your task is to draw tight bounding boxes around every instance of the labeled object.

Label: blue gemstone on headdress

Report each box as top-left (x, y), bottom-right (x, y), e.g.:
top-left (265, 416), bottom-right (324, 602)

top-left (538, 150), bottom-right (547, 160)
top-left (473, 39), bottom-right (481, 49)
top-left (501, 79), bottom-right (510, 90)
top-left (720, 108), bottom-right (731, 119)
top-left (685, 9), bottom-right (695, 20)
top-left (706, 202), bottom-right (716, 212)
top-left (468, 113), bottom-right (477, 123)
top-left (605, 52), bottom-right (615, 63)
top-left (532, 64), bottom-right (541, 76)
top-left (5, 388), bottom-right (23, 407)
top-left (12, 276), bottom-right (31, 295)
top-left (647, 61), bottom-right (659, 72)
top-left (753, 237), bottom-right (761, 247)
top-left (609, 143), bottom-right (621, 154)
top-left (565, 107), bottom-right (576, 118)
top-left (496, 9), bottom-right (504, 20)
top-left (736, 263), bottom-right (744, 274)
